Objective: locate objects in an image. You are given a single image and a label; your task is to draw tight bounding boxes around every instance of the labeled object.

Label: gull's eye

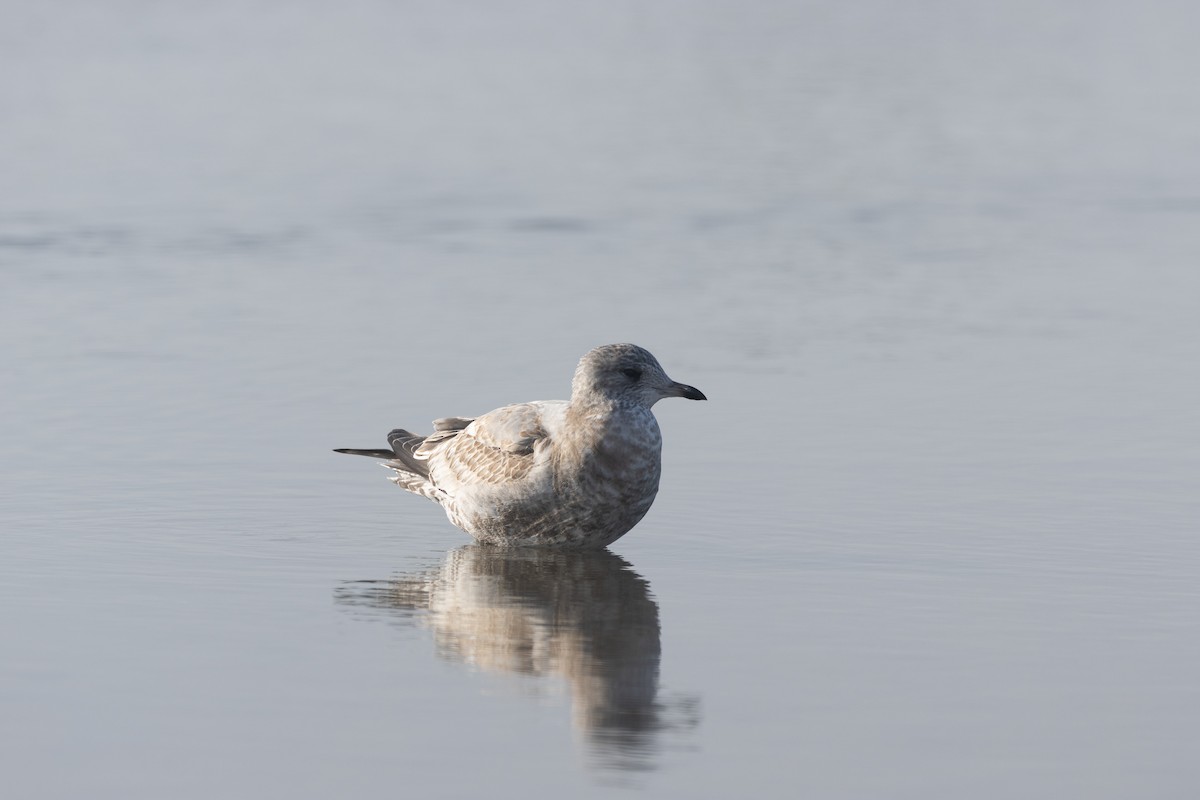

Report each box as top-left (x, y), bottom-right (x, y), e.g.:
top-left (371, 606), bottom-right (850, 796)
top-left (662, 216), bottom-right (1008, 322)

top-left (621, 367), bottom-right (642, 381)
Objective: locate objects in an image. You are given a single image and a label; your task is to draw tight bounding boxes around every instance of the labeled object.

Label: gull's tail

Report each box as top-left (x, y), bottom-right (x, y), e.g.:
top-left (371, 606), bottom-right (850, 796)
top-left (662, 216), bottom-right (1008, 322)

top-left (336, 419), bottom-right (473, 503)
top-left (334, 428), bottom-right (431, 477)
top-left (334, 428), bottom-right (446, 500)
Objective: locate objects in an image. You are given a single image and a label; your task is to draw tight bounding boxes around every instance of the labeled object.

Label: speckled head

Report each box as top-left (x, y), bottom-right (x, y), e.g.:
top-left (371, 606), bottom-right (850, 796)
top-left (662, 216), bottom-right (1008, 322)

top-left (571, 343), bottom-right (706, 408)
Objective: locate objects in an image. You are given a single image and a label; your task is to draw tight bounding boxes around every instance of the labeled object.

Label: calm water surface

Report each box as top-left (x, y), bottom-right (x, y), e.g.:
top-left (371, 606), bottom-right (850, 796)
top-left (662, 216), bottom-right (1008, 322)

top-left (3, 2), bottom-right (1199, 797)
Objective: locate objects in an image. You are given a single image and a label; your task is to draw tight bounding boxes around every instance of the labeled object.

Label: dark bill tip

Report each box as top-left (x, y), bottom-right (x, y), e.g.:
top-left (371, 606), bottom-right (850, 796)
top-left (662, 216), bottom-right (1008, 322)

top-left (672, 382), bottom-right (707, 401)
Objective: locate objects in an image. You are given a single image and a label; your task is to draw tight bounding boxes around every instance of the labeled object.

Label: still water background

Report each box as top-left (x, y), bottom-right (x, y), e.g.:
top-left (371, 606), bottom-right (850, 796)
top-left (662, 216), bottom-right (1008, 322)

top-left (3, 2), bottom-right (1199, 797)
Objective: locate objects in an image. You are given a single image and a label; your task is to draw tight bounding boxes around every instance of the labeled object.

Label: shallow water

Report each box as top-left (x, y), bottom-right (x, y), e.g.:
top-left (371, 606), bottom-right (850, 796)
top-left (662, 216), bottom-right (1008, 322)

top-left (3, 2), bottom-right (1200, 797)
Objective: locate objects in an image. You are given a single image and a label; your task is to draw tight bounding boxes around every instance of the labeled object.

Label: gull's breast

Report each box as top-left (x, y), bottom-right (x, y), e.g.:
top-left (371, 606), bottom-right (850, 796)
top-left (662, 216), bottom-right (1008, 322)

top-left (453, 406), bottom-right (665, 547)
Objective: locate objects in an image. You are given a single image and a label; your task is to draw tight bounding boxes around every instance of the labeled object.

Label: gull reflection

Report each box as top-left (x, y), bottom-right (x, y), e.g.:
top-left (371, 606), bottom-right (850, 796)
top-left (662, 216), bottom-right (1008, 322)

top-left (336, 545), bottom-right (698, 772)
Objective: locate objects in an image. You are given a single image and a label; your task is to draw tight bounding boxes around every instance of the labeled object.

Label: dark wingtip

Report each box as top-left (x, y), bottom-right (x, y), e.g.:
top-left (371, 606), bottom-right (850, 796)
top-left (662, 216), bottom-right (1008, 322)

top-left (334, 447), bottom-right (398, 458)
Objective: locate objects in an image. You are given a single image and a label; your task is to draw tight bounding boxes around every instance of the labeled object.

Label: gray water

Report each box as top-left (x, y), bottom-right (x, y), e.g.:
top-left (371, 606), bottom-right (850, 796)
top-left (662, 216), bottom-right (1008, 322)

top-left (3, 2), bottom-right (1199, 797)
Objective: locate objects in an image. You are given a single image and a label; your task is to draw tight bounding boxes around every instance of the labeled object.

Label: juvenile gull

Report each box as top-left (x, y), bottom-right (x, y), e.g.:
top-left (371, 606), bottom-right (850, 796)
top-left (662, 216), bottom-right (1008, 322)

top-left (335, 343), bottom-right (706, 548)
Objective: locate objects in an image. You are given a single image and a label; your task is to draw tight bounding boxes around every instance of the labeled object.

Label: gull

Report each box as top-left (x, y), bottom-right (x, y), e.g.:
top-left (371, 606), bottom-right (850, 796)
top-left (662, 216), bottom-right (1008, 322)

top-left (335, 343), bottom-right (706, 547)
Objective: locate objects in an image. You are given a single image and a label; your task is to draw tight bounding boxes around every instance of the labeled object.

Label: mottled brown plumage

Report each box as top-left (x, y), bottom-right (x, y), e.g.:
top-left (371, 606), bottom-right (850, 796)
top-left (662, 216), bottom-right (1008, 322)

top-left (335, 344), bottom-right (705, 547)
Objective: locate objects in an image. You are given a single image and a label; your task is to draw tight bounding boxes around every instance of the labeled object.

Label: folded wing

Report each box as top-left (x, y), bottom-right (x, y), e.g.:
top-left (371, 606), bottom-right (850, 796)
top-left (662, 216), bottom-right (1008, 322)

top-left (422, 402), bottom-right (559, 489)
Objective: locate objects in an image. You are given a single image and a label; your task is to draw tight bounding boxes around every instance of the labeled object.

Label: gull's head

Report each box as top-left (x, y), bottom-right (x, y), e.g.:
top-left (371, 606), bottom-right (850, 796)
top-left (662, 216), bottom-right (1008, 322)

top-left (572, 343), bottom-right (706, 408)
